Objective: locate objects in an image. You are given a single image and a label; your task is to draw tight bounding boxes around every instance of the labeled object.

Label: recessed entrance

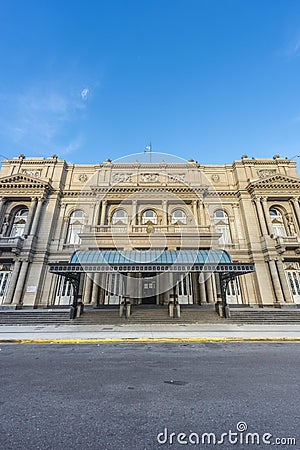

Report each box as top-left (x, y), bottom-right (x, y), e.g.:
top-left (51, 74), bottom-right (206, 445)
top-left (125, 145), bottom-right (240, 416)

top-left (142, 273), bottom-right (156, 304)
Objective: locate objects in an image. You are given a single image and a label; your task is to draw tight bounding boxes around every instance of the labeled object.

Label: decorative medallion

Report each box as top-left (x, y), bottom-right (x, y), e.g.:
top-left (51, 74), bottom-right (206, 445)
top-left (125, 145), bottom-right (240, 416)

top-left (211, 174), bottom-right (220, 182)
top-left (79, 174), bottom-right (88, 182)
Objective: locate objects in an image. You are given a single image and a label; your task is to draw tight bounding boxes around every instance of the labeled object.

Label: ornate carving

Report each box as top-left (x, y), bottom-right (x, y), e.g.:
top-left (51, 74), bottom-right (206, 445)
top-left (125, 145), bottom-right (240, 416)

top-left (21, 169), bottom-right (41, 178)
top-left (112, 173), bottom-right (132, 183)
top-left (168, 173), bottom-right (185, 183)
top-left (140, 173), bottom-right (159, 183)
top-left (257, 169), bottom-right (276, 178)
top-left (79, 174), bottom-right (88, 182)
top-left (211, 174), bottom-right (220, 182)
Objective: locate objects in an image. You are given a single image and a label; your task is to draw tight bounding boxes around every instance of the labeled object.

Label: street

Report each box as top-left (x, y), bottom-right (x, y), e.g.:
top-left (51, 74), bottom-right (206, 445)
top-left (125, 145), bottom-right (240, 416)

top-left (0, 342), bottom-right (299, 449)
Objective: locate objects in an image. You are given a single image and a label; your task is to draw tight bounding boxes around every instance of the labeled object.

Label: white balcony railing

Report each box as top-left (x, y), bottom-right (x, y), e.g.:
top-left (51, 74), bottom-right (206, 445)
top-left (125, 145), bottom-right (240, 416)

top-left (86, 224), bottom-right (212, 234)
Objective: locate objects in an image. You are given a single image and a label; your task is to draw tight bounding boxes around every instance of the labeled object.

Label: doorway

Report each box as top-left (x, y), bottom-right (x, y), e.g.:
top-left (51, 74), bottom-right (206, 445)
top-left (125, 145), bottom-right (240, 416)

top-left (142, 273), bottom-right (157, 304)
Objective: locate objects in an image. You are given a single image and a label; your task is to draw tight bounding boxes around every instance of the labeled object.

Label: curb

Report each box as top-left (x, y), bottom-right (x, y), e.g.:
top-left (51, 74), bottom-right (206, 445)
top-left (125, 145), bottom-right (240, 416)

top-left (1, 337), bottom-right (300, 344)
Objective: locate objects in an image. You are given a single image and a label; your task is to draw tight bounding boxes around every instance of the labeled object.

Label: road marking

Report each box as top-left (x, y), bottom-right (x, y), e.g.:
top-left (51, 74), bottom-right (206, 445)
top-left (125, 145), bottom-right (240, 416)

top-left (1, 336), bottom-right (300, 344)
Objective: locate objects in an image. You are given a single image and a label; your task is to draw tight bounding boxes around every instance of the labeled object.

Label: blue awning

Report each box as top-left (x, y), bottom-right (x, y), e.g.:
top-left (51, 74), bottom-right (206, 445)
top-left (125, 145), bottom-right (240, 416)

top-left (69, 249), bottom-right (232, 265)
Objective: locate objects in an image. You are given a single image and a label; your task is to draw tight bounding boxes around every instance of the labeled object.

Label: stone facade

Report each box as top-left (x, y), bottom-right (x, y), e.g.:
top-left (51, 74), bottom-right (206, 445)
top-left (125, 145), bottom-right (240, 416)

top-left (1, 153), bottom-right (300, 307)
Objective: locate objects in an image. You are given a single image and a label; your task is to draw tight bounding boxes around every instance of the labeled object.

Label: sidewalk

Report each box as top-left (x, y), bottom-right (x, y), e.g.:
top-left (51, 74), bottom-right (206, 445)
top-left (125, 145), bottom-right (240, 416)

top-left (1, 323), bottom-right (300, 342)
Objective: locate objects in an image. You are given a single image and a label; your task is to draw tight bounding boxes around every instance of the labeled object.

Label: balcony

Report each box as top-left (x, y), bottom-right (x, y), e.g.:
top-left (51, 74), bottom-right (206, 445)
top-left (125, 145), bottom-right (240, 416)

top-left (88, 224), bottom-right (212, 234)
top-left (274, 235), bottom-right (300, 253)
top-left (0, 235), bottom-right (24, 253)
top-left (79, 224), bottom-right (221, 250)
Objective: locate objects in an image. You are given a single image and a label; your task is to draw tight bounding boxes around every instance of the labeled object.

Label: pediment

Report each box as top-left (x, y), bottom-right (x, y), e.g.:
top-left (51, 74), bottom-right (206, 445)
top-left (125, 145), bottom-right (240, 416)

top-left (247, 174), bottom-right (300, 192)
top-left (0, 174), bottom-right (52, 192)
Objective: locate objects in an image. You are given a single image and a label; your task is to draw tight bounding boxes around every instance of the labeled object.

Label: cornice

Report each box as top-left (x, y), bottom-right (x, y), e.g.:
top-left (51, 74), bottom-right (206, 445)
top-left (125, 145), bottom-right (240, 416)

top-left (0, 174), bottom-right (53, 193)
top-left (246, 174), bottom-right (300, 193)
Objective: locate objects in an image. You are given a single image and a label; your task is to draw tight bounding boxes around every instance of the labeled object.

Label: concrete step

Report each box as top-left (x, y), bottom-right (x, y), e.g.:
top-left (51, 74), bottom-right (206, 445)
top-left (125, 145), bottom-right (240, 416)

top-left (0, 311), bottom-right (71, 325)
top-left (76, 307), bottom-right (223, 325)
top-left (228, 309), bottom-right (300, 324)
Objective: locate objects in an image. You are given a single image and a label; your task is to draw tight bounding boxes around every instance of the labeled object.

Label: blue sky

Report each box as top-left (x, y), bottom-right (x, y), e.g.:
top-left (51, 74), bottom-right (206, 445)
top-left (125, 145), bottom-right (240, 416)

top-left (1, 0), bottom-right (300, 164)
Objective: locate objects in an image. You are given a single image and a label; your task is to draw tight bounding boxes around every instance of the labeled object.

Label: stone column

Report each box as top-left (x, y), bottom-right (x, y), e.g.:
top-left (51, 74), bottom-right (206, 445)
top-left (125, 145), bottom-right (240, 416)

top-left (12, 259), bottom-right (29, 305)
top-left (23, 197), bottom-right (37, 236)
top-left (193, 200), bottom-right (198, 225)
top-left (91, 273), bottom-right (100, 305)
top-left (261, 197), bottom-right (272, 235)
top-left (83, 274), bottom-right (93, 304)
top-left (131, 200), bottom-right (137, 226)
top-left (198, 199), bottom-right (204, 225)
top-left (199, 272), bottom-right (206, 303)
top-left (268, 260), bottom-right (284, 303)
top-left (92, 201), bottom-right (100, 226)
top-left (30, 197), bottom-right (44, 236)
top-left (162, 200), bottom-right (168, 226)
top-left (0, 197), bottom-right (7, 232)
top-left (99, 274), bottom-right (106, 305)
top-left (214, 273), bottom-right (222, 302)
top-left (291, 197), bottom-right (300, 231)
top-left (205, 275), bottom-right (214, 303)
top-left (253, 197), bottom-right (268, 236)
top-left (211, 273), bottom-right (217, 301)
top-left (276, 259), bottom-right (293, 303)
top-left (4, 260), bottom-right (21, 304)
top-left (100, 200), bottom-right (107, 226)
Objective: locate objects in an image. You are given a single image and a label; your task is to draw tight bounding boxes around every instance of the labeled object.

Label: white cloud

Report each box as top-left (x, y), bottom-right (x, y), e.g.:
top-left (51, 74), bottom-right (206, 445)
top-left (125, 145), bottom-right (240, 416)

top-left (284, 34), bottom-right (300, 57)
top-left (0, 84), bottom-right (89, 154)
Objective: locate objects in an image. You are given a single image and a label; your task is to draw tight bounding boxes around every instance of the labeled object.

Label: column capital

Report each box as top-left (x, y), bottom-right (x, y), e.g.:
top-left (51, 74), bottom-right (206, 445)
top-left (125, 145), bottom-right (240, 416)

top-left (291, 196), bottom-right (300, 204)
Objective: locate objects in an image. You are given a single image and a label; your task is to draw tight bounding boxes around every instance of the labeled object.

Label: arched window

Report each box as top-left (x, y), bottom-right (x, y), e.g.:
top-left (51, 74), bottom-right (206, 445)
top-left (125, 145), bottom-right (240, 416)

top-left (142, 209), bottom-right (158, 225)
top-left (10, 208), bottom-right (29, 237)
top-left (171, 209), bottom-right (187, 225)
top-left (66, 210), bottom-right (85, 244)
top-left (269, 208), bottom-right (286, 237)
top-left (213, 209), bottom-right (232, 244)
top-left (111, 209), bottom-right (128, 225)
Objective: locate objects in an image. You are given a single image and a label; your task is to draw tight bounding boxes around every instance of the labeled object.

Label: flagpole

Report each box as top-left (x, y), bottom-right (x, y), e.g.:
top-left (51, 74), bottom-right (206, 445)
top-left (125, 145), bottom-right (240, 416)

top-left (144, 142), bottom-right (152, 162)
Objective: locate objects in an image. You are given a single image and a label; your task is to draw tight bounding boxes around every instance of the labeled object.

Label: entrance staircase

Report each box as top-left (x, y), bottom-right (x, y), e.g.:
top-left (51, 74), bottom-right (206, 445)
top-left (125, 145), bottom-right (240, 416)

top-left (77, 305), bottom-right (223, 325)
top-left (0, 309), bottom-right (71, 325)
top-left (228, 306), bottom-right (300, 324)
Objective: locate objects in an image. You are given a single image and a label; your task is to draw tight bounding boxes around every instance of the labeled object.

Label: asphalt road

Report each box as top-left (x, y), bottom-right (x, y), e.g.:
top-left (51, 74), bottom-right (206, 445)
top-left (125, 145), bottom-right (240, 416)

top-left (0, 342), bottom-right (299, 450)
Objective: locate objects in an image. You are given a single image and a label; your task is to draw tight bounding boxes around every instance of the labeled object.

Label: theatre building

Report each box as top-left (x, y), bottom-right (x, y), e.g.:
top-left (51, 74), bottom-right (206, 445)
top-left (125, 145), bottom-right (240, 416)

top-left (0, 153), bottom-right (300, 314)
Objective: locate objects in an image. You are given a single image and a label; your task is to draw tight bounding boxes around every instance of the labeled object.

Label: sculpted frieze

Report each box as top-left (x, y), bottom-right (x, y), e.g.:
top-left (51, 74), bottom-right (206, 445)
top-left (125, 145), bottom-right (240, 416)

top-left (21, 169), bottom-right (41, 178)
top-left (112, 173), bottom-right (133, 183)
top-left (168, 173), bottom-right (185, 183)
top-left (140, 173), bottom-right (159, 183)
top-left (257, 169), bottom-right (277, 178)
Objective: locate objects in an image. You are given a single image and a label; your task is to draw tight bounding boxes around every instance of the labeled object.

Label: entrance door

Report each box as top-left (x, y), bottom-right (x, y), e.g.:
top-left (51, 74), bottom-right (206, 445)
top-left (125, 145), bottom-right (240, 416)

top-left (104, 273), bottom-right (123, 305)
top-left (226, 278), bottom-right (242, 304)
top-left (55, 277), bottom-right (73, 305)
top-left (286, 270), bottom-right (300, 304)
top-left (142, 274), bottom-right (156, 304)
top-left (175, 273), bottom-right (193, 304)
top-left (0, 271), bottom-right (11, 304)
